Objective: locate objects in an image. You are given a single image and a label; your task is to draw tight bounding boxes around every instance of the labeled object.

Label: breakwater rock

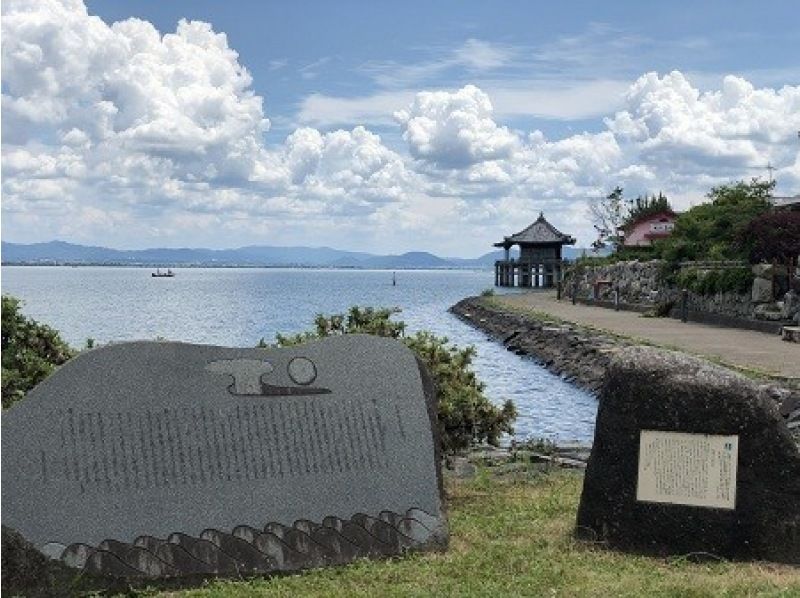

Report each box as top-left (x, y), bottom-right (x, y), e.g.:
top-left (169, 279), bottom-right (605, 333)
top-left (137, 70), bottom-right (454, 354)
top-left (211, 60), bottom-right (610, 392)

top-left (449, 296), bottom-right (800, 445)
top-left (449, 297), bottom-right (627, 393)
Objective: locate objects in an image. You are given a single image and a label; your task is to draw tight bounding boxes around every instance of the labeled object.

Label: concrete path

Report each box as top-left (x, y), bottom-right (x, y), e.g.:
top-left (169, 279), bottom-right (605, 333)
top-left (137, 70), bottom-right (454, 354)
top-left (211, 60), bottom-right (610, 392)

top-left (496, 291), bottom-right (800, 381)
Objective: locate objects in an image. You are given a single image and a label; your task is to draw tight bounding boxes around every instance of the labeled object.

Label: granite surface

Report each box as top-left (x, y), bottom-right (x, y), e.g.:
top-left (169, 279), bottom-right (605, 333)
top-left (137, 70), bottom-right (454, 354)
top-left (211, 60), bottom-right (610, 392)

top-left (1, 335), bottom-right (447, 585)
top-left (576, 346), bottom-right (800, 564)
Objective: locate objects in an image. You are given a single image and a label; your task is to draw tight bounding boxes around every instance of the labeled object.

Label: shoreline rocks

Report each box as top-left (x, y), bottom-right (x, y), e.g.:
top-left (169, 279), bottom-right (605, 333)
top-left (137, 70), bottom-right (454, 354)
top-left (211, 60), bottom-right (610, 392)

top-left (450, 296), bottom-right (627, 393)
top-left (449, 296), bottom-right (800, 445)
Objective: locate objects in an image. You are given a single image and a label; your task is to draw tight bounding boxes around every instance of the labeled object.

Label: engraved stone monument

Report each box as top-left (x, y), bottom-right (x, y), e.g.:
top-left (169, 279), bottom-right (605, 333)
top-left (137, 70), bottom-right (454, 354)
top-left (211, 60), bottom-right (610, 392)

top-left (1, 334), bottom-right (447, 587)
top-left (576, 346), bottom-right (800, 564)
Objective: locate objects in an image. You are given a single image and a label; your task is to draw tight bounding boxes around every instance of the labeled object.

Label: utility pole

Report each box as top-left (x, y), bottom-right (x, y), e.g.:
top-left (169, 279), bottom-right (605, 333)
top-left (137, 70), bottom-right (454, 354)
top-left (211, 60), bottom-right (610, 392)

top-left (766, 162), bottom-right (775, 184)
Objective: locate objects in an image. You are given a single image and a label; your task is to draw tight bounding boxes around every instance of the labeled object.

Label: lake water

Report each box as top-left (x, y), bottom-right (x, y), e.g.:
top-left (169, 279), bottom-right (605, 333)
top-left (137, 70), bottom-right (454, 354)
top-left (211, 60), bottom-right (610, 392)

top-left (1, 266), bottom-right (596, 443)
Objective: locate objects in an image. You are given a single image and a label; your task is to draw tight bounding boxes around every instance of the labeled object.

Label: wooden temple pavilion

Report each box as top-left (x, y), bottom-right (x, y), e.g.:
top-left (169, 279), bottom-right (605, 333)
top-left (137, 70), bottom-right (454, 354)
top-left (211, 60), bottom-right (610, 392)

top-left (494, 212), bottom-right (576, 288)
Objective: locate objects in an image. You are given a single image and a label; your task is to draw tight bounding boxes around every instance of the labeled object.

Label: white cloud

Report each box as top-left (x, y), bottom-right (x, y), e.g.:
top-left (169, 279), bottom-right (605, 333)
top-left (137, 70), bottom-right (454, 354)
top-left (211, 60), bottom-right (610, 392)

top-left (387, 75), bottom-right (798, 245)
top-left (297, 91), bottom-right (416, 127)
top-left (297, 79), bottom-right (628, 129)
top-left (486, 79), bottom-right (628, 120)
top-left (2, 0), bottom-right (798, 253)
top-left (361, 38), bottom-right (515, 89)
top-left (607, 71), bottom-right (800, 171)
top-left (452, 39), bottom-right (514, 71)
top-left (394, 85), bottom-right (519, 167)
top-left (1, 0), bottom-right (417, 247)
top-left (282, 126), bottom-right (417, 206)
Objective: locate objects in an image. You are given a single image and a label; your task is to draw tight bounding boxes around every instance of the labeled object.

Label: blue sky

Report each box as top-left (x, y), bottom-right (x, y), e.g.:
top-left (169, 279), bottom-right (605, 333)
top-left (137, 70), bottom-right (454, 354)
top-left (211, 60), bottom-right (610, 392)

top-left (3, 0), bottom-right (799, 255)
top-left (86, 0), bottom-right (800, 142)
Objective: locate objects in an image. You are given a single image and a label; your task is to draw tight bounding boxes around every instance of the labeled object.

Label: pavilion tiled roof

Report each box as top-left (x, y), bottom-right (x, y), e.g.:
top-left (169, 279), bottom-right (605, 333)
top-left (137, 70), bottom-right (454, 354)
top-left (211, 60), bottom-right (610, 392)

top-left (494, 212), bottom-right (576, 247)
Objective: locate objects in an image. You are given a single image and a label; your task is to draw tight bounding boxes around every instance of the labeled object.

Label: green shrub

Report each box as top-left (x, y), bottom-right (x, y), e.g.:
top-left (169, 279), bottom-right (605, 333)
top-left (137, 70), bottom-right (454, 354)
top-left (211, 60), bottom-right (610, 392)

top-left (273, 306), bottom-right (516, 453)
top-left (2, 296), bottom-right (75, 408)
top-left (700, 270), bottom-right (721, 294)
top-left (719, 268), bottom-right (754, 294)
top-left (675, 268), bottom-right (753, 296)
top-left (675, 269), bottom-right (698, 291)
top-left (480, 288), bottom-right (495, 297)
top-left (654, 179), bottom-right (773, 263)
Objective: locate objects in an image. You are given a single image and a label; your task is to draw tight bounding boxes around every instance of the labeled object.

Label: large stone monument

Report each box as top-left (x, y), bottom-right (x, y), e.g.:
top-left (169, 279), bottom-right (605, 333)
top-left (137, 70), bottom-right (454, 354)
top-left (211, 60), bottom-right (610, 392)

top-left (576, 346), bottom-right (800, 564)
top-left (2, 335), bottom-right (447, 589)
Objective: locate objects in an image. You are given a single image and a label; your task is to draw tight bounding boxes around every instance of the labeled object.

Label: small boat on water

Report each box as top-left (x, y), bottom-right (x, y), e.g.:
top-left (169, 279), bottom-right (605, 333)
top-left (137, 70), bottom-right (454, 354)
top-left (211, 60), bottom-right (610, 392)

top-left (152, 268), bottom-right (175, 278)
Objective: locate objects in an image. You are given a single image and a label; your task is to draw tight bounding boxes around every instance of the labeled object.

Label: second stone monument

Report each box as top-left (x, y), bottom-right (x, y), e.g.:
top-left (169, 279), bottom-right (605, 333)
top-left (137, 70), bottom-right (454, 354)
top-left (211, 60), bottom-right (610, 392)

top-left (576, 346), bottom-right (800, 564)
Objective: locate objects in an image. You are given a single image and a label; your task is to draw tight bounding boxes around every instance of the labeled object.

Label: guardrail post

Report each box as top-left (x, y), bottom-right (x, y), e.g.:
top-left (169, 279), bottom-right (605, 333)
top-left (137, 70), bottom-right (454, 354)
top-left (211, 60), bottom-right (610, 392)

top-left (681, 288), bottom-right (689, 323)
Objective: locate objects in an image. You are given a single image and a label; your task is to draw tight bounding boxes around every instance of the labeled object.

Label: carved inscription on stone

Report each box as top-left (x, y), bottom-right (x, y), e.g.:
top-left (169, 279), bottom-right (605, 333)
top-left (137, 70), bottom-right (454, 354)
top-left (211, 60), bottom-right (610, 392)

top-left (636, 431), bottom-right (738, 509)
top-left (2, 335), bottom-right (447, 570)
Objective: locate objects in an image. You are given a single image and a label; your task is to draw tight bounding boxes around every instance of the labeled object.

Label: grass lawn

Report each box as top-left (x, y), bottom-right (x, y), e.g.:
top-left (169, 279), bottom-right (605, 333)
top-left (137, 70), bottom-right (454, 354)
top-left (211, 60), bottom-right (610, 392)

top-left (137, 468), bottom-right (800, 598)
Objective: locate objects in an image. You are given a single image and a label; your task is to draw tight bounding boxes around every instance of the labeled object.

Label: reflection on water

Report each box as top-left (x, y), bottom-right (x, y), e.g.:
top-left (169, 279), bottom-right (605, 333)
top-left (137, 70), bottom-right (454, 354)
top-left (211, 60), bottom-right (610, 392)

top-left (2, 266), bottom-right (597, 443)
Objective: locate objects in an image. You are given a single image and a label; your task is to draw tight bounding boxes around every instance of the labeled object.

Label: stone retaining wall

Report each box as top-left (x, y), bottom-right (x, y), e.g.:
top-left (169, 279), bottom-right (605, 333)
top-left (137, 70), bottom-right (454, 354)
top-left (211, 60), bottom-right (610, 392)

top-left (562, 259), bottom-right (799, 324)
top-left (562, 260), bottom-right (666, 306)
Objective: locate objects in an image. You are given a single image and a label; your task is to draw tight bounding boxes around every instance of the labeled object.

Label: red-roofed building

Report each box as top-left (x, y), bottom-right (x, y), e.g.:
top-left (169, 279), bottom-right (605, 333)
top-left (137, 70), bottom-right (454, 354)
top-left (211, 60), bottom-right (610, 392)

top-left (622, 210), bottom-right (677, 247)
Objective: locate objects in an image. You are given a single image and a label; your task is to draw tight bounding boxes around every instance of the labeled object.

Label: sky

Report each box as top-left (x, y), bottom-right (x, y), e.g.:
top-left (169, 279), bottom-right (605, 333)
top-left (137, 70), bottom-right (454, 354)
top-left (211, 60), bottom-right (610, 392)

top-left (2, 0), bottom-right (799, 256)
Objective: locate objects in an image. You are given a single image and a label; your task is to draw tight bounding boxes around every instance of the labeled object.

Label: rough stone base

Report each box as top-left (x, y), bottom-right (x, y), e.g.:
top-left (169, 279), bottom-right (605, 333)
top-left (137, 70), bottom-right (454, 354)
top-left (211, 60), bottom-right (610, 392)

top-left (576, 347), bottom-right (800, 564)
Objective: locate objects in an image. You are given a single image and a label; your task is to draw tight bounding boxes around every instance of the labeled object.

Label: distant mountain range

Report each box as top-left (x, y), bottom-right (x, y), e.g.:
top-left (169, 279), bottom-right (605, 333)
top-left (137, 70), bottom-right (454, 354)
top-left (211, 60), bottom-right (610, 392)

top-left (1, 240), bottom-right (598, 269)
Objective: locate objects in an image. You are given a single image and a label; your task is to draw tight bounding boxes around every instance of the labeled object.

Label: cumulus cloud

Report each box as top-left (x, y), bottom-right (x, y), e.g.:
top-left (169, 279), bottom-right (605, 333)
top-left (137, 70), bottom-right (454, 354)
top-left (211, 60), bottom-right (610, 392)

top-left (394, 85), bottom-right (519, 167)
top-left (282, 126), bottom-right (417, 207)
top-left (1, 0), bottom-right (417, 246)
top-left (607, 71), bottom-right (800, 176)
top-left (2, 0), bottom-right (798, 253)
top-left (390, 75), bottom-right (798, 244)
top-left (2, 0), bottom-right (268, 180)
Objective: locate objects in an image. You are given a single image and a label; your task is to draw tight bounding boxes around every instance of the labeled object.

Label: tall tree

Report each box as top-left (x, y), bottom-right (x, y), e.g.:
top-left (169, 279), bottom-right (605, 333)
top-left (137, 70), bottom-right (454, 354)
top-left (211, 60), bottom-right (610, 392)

top-left (656, 179), bottom-right (774, 262)
top-left (589, 186), bottom-right (627, 251)
top-left (626, 192), bottom-right (672, 225)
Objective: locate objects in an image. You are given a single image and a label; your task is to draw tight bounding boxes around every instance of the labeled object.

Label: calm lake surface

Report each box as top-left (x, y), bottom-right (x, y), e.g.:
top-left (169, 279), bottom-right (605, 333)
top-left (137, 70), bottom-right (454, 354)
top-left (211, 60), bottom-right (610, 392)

top-left (1, 266), bottom-right (596, 443)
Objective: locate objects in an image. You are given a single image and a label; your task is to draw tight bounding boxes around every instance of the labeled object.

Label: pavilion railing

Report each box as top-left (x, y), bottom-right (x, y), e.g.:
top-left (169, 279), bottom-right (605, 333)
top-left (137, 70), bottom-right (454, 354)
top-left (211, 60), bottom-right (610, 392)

top-left (494, 258), bottom-right (567, 288)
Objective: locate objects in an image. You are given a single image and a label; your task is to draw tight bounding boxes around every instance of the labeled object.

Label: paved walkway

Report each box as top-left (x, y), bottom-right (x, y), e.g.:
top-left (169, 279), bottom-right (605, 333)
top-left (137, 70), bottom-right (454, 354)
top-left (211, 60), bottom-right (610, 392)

top-left (496, 291), bottom-right (800, 381)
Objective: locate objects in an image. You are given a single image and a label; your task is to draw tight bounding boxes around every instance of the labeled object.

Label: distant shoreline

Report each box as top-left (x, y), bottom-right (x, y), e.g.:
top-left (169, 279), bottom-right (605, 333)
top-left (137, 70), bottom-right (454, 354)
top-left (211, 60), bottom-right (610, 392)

top-left (1, 262), bottom-right (493, 271)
